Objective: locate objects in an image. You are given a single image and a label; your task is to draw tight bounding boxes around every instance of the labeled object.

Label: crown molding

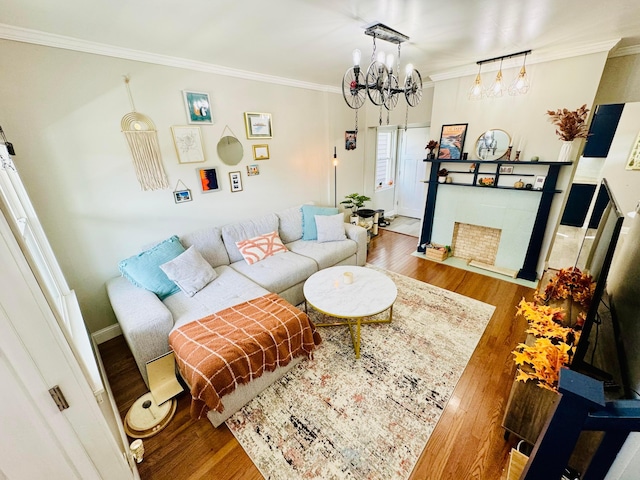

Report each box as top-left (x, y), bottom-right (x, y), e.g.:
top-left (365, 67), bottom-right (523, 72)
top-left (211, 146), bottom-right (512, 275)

top-left (609, 44), bottom-right (640, 58)
top-left (0, 23), bottom-right (342, 94)
top-left (429, 39), bottom-right (621, 82)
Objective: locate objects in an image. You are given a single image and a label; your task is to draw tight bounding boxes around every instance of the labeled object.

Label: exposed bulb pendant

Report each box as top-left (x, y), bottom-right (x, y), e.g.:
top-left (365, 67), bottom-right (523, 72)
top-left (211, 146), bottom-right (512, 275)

top-left (468, 64), bottom-right (485, 100)
top-left (488, 59), bottom-right (504, 97)
top-left (468, 49), bottom-right (531, 100)
top-left (508, 53), bottom-right (530, 95)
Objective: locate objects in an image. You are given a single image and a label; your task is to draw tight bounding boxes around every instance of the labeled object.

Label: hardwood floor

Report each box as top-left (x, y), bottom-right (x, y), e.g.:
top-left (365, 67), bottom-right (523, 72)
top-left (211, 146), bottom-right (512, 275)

top-left (98, 229), bottom-right (535, 479)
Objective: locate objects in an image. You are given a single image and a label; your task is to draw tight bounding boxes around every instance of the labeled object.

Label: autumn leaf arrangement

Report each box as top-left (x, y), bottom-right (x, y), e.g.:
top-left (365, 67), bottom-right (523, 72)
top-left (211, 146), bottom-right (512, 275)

top-left (546, 104), bottom-right (590, 142)
top-left (512, 267), bottom-right (595, 391)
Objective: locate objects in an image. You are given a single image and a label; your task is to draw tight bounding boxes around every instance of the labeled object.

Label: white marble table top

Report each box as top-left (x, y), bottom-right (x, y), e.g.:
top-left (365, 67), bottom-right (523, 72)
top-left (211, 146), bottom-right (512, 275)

top-left (303, 266), bottom-right (397, 318)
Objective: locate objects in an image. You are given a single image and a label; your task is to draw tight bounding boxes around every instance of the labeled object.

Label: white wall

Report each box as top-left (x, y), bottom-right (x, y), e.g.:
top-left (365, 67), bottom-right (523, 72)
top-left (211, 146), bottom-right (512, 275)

top-left (428, 52), bottom-right (609, 277)
top-left (0, 39), bottom-right (364, 332)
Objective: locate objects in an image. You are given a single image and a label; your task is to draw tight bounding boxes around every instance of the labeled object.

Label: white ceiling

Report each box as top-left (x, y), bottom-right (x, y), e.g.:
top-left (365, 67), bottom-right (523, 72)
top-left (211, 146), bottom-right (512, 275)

top-left (1, 0), bottom-right (640, 88)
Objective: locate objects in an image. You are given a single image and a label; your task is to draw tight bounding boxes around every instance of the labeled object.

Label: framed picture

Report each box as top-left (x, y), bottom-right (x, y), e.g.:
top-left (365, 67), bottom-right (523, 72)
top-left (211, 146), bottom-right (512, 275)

top-left (173, 189), bottom-right (192, 203)
top-left (247, 164), bottom-right (260, 176)
top-left (499, 165), bottom-right (514, 174)
top-left (437, 123), bottom-right (468, 160)
top-left (229, 171), bottom-right (243, 192)
top-left (244, 112), bottom-right (273, 139)
top-left (626, 130), bottom-right (640, 170)
top-left (345, 130), bottom-right (357, 150)
top-left (182, 91), bottom-right (212, 124)
top-left (534, 175), bottom-right (546, 190)
top-left (197, 167), bottom-right (221, 193)
top-left (252, 144), bottom-right (270, 160)
top-left (171, 126), bottom-right (205, 163)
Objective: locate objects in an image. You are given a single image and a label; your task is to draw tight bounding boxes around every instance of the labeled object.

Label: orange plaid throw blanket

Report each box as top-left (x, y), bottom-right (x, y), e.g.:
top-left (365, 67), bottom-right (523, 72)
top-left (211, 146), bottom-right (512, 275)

top-left (169, 293), bottom-right (321, 419)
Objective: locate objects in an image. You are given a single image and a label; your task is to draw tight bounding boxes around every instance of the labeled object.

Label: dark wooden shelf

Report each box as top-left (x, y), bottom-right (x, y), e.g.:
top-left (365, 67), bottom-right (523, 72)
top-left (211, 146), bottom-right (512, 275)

top-left (424, 159), bottom-right (573, 166)
top-left (429, 181), bottom-right (561, 194)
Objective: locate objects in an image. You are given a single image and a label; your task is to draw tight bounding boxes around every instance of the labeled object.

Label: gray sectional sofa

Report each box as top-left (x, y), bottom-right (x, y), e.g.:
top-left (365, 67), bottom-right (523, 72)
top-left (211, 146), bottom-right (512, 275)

top-left (106, 205), bottom-right (367, 409)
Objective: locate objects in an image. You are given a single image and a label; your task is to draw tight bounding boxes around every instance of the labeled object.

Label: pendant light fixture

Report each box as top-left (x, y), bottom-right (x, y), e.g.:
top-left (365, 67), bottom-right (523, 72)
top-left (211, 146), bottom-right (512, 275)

top-left (508, 51), bottom-right (530, 95)
top-left (468, 64), bottom-right (485, 100)
top-left (469, 50), bottom-right (532, 100)
top-left (487, 58), bottom-right (505, 98)
top-left (342, 23), bottom-right (423, 130)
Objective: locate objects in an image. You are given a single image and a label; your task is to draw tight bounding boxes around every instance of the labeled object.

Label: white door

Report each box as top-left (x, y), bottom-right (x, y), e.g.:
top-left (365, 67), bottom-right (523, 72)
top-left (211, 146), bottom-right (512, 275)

top-left (0, 209), bottom-right (134, 480)
top-left (395, 127), bottom-right (429, 218)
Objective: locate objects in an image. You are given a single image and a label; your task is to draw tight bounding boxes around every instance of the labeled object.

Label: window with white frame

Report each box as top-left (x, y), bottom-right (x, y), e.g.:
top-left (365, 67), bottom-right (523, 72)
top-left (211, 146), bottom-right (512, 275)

top-left (375, 127), bottom-right (398, 191)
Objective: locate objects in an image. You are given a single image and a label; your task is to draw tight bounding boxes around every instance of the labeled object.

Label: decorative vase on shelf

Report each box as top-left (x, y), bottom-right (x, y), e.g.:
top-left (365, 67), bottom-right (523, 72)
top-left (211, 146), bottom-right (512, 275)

top-left (557, 140), bottom-right (574, 163)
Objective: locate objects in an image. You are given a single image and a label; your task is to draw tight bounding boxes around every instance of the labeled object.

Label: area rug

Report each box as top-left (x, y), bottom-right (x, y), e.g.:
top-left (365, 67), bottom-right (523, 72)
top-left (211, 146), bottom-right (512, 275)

top-left (226, 266), bottom-right (495, 479)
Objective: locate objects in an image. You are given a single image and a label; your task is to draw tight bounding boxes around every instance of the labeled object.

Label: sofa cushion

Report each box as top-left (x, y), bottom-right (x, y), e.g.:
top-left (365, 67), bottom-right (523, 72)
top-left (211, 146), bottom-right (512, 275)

top-left (229, 251), bottom-right (318, 294)
top-left (166, 266), bottom-right (270, 331)
top-left (286, 238), bottom-right (358, 270)
top-left (276, 205), bottom-right (303, 243)
top-left (236, 231), bottom-right (288, 265)
top-left (221, 213), bottom-right (280, 263)
top-left (118, 235), bottom-right (184, 300)
top-left (179, 226), bottom-right (230, 268)
top-left (315, 213), bottom-right (347, 243)
top-left (301, 205), bottom-right (339, 240)
top-left (160, 246), bottom-right (218, 297)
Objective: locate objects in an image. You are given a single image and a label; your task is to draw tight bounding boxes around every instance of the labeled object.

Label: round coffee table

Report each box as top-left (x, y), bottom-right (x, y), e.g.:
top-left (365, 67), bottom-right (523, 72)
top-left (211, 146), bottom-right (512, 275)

top-left (303, 266), bottom-right (397, 358)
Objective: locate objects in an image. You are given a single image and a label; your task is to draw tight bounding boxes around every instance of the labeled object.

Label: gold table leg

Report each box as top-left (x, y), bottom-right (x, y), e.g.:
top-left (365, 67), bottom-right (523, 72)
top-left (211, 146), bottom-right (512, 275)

top-left (307, 303), bottom-right (394, 359)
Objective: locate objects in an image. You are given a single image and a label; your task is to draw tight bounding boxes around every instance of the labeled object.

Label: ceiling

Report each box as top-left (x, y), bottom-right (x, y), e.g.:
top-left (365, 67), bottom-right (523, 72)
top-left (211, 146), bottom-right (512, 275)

top-left (2, 0), bottom-right (640, 89)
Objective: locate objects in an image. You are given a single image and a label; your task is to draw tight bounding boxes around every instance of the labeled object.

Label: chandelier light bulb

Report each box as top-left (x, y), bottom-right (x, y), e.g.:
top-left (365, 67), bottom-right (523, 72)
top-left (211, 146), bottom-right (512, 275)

top-left (386, 53), bottom-right (395, 72)
top-left (352, 49), bottom-right (361, 67)
top-left (405, 63), bottom-right (414, 76)
top-left (376, 51), bottom-right (386, 64)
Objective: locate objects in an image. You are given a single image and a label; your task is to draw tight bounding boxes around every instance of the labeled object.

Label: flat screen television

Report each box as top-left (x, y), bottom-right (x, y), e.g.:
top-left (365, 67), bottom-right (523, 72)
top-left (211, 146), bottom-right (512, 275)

top-left (571, 178), bottom-right (625, 379)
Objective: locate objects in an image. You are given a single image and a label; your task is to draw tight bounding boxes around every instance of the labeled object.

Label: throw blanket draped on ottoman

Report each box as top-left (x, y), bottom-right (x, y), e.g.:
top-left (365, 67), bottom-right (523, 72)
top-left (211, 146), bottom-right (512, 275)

top-left (169, 293), bottom-right (322, 418)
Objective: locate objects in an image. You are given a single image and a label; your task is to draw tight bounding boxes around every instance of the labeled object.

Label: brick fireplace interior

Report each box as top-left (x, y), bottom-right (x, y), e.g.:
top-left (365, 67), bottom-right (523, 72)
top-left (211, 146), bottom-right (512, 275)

top-left (451, 222), bottom-right (502, 265)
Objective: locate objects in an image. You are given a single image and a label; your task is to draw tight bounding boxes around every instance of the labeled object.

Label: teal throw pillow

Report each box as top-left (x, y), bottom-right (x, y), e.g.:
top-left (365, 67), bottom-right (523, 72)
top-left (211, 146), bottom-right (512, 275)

top-left (301, 205), bottom-right (339, 240)
top-left (118, 235), bottom-right (185, 300)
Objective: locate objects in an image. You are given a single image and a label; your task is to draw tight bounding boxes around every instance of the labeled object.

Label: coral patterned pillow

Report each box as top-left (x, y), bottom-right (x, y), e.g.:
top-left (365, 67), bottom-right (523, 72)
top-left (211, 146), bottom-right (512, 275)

top-left (236, 231), bottom-right (288, 265)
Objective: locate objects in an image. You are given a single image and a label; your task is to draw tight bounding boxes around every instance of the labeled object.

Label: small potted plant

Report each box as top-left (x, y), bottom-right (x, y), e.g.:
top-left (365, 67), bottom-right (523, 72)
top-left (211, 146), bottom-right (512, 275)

top-left (437, 168), bottom-right (448, 183)
top-left (425, 140), bottom-right (438, 160)
top-left (340, 193), bottom-right (372, 223)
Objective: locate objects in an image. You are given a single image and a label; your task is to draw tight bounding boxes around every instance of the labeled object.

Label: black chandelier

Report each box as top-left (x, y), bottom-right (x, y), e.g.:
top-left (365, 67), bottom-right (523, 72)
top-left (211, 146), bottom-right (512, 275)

top-left (341, 23), bottom-right (423, 129)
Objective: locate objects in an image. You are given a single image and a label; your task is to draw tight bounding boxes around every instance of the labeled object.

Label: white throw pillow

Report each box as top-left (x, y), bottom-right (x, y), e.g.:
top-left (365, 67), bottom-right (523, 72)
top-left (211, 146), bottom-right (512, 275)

top-left (159, 246), bottom-right (217, 297)
top-left (236, 231), bottom-right (288, 265)
top-left (315, 213), bottom-right (346, 243)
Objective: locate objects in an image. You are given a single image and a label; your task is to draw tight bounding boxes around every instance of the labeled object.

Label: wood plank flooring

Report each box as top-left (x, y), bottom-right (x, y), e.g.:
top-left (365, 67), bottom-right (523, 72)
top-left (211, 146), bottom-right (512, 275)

top-left (98, 229), bottom-right (536, 480)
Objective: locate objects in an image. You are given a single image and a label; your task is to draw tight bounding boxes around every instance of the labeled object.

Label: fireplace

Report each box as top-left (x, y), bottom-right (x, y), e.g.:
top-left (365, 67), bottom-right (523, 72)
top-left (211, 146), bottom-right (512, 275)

top-left (452, 223), bottom-right (501, 265)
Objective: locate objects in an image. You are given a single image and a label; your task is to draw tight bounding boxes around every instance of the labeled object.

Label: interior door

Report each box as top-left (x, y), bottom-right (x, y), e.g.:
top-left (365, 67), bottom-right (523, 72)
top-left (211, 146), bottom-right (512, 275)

top-left (0, 209), bottom-right (134, 480)
top-left (395, 127), bottom-right (429, 218)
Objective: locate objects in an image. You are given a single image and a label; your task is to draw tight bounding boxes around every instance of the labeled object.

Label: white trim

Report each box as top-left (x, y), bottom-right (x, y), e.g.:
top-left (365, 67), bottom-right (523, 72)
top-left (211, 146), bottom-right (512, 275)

top-left (610, 44), bottom-right (640, 58)
top-left (429, 39), bottom-right (621, 82)
top-left (0, 23), bottom-right (341, 94)
top-left (92, 323), bottom-right (122, 345)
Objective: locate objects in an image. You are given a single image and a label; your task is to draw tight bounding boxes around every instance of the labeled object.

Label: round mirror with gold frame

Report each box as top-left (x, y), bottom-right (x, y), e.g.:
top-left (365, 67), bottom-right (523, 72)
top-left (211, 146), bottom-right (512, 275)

top-left (217, 135), bottom-right (243, 165)
top-left (475, 129), bottom-right (511, 160)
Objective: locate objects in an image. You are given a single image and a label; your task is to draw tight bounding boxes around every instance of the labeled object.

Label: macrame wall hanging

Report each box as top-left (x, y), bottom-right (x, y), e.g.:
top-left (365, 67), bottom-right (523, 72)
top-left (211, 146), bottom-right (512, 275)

top-left (120, 76), bottom-right (169, 191)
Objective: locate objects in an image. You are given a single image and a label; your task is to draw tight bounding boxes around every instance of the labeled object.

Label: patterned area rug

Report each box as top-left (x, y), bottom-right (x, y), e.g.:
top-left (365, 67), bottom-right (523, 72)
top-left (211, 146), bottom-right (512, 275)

top-left (226, 267), bottom-right (495, 479)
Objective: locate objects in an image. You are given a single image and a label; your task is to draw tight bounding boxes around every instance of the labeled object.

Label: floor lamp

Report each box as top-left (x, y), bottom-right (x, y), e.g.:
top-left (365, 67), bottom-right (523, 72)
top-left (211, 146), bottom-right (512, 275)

top-left (333, 146), bottom-right (338, 207)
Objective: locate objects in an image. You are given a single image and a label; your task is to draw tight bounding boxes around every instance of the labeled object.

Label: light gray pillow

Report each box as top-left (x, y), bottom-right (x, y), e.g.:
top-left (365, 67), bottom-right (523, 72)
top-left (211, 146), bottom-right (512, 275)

top-left (315, 213), bottom-right (346, 243)
top-left (159, 246), bottom-right (217, 297)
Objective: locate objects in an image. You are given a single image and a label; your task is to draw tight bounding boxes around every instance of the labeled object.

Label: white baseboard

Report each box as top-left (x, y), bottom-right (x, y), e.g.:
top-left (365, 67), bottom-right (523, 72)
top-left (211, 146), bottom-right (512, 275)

top-left (92, 323), bottom-right (122, 345)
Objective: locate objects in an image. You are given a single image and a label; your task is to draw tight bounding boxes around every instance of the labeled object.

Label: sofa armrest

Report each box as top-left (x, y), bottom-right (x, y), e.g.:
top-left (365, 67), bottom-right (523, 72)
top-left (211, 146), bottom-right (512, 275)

top-left (106, 276), bottom-right (174, 387)
top-left (344, 223), bottom-right (367, 266)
